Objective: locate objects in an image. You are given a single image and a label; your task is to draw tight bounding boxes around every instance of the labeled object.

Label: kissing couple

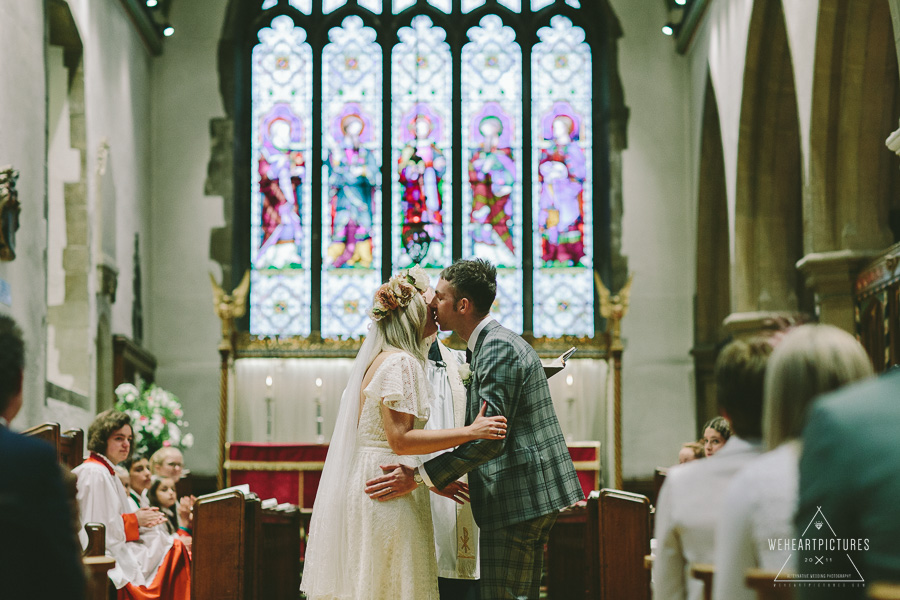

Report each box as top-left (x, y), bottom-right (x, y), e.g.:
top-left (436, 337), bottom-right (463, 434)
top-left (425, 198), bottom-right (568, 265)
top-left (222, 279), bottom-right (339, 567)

top-left (301, 259), bottom-right (583, 600)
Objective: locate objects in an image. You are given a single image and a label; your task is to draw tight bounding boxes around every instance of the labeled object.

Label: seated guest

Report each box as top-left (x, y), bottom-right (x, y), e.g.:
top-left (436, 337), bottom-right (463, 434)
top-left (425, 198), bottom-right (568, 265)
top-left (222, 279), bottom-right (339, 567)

top-left (148, 477), bottom-right (179, 534)
top-left (653, 338), bottom-right (772, 600)
top-left (123, 454), bottom-right (152, 510)
top-left (701, 416), bottom-right (731, 457)
top-left (73, 410), bottom-right (191, 598)
top-left (678, 441), bottom-right (705, 464)
top-left (0, 314), bottom-right (85, 600)
top-left (795, 362), bottom-right (900, 598)
top-left (713, 325), bottom-right (873, 600)
top-left (149, 446), bottom-right (186, 480)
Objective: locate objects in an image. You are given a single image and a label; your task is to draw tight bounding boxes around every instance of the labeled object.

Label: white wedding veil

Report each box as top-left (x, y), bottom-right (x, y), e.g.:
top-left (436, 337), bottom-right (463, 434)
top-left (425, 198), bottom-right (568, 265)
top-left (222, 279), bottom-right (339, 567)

top-left (300, 324), bottom-right (385, 599)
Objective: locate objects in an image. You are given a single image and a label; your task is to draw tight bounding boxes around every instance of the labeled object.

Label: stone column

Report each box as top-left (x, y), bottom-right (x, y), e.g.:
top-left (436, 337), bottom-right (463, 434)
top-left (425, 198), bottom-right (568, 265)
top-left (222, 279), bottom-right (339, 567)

top-left (796, 251), bottom-right (881, 334)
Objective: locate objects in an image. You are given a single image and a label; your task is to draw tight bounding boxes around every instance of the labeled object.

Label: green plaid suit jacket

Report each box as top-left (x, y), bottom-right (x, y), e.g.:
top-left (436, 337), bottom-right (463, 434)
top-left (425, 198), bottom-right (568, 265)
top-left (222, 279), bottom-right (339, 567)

top-left (423, 320), bottom-right (583, 531)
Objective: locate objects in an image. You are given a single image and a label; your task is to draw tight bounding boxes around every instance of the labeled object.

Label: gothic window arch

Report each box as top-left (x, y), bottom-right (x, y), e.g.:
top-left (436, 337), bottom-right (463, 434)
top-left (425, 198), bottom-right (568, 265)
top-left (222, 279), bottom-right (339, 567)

top-left (236, 0), bottom-right (611, 349)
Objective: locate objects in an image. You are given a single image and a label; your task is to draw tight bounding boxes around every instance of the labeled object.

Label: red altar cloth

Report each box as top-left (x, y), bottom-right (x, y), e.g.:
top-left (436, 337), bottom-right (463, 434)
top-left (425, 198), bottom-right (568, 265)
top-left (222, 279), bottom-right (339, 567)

top-left (227, 441), bottom-right (601, 508)
top-left (226, 442), bottom-right (327, 508)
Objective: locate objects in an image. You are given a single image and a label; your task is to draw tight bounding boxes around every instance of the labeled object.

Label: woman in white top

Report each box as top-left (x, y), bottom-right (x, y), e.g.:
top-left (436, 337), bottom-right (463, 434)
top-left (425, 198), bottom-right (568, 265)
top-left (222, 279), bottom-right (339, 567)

top-left (712, 324), bottom-right (873, 600)
top-left (300, 266), bottom-right (508, 600)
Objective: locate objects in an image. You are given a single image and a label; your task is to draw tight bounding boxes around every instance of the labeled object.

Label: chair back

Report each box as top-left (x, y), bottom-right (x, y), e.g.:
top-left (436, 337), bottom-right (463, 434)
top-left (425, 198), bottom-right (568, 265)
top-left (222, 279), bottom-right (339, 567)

top-left (690, 563), bottom-right (714, 600)
top-left (869, 582), bottom-right (900, 600)
top-left (744, 569), bottom-right (794, 600)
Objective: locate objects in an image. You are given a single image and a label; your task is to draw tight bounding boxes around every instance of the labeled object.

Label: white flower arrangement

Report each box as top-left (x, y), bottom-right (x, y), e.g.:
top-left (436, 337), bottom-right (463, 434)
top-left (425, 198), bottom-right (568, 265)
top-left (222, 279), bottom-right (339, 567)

top-left (114, 382), bottom-right (193, 458)
top-left (458, 363), bottom-right (473, 387)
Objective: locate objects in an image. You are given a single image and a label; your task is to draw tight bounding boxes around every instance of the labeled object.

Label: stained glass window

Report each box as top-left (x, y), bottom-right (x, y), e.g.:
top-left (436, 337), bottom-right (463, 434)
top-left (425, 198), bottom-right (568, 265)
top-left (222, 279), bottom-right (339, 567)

top-left (462, 15), bottom-right (523, 332)
top-left (245, 3), bottom-right (598, 344)
top-left (532, 16), bottom-right (593, 337)
top-left (321, 17), bottom-right (383, 339)
top-left (391, 16), bottom-right (452, 273)
top-left (250, 15), bottom-right (313, 336)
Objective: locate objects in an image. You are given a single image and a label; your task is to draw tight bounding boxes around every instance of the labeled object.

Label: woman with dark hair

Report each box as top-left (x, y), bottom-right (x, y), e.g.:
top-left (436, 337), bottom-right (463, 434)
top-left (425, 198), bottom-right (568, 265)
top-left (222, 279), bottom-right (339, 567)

top-left (73, 409), bottom-right (192, 599)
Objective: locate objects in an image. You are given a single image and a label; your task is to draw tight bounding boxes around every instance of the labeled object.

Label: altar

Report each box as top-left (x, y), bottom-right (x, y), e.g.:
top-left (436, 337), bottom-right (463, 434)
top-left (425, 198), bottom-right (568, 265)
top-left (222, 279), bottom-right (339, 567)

top-left (225, 441), bottom-right (602, 508)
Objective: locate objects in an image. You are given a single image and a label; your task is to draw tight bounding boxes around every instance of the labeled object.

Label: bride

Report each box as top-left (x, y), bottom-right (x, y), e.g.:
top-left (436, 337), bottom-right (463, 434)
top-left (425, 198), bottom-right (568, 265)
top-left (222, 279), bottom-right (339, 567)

top-left (301, 266), bottom-right (507, 600)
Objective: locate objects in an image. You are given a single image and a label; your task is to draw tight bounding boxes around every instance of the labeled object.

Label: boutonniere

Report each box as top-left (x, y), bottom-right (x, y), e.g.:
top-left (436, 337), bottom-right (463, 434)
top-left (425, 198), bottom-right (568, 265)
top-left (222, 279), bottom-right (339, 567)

top-left (458, 363), bottom-right (473, 387)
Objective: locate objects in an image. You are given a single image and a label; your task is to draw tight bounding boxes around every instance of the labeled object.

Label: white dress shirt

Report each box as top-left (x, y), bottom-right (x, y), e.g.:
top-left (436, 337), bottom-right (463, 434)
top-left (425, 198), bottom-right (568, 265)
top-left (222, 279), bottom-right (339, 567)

top-left (653, 436), bottom-right (763, 600)
top-left (467, 316), bottom-right (494, 355)
top-left (712, 442), bottom-right (800, 600)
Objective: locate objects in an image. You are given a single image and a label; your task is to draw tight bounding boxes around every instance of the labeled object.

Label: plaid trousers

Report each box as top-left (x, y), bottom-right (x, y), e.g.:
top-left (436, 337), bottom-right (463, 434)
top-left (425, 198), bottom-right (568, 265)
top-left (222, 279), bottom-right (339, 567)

top-left (479, 512), bottom-right (558, 600)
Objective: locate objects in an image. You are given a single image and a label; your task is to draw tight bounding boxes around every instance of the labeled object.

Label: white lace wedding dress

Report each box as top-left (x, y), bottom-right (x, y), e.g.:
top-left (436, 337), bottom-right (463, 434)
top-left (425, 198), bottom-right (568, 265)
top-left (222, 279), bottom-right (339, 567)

top-left (304, 351), bottom-right (439, 600)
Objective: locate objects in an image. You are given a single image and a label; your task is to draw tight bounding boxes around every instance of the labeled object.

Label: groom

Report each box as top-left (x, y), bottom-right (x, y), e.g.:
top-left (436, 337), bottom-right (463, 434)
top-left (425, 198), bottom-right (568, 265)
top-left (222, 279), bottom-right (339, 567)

top-left (365, 258), bottom-right (583, 599)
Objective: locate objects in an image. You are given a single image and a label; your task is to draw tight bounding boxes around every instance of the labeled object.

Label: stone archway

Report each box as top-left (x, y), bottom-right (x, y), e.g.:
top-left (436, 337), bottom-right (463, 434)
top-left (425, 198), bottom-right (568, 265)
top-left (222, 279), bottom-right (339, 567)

top-left (799, 0), bottom-right (900, 332)
top-left (693, 74), bottom-right (730, 432)
top-left (732, 0), bottom-right (810, 318)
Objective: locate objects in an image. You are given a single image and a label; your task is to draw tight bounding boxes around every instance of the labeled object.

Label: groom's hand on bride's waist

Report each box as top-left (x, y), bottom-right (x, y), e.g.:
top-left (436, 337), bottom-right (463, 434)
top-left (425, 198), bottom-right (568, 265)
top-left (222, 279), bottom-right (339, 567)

top-left (365, 464), bottom-right (417, 501)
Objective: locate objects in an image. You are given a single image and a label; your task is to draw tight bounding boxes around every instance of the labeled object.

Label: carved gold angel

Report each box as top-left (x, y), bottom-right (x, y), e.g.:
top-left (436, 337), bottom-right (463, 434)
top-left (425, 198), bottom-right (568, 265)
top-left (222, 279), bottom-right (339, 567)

top-left (594, 271), bottom-right (633, 346)
top-left (210, 270), bottom-right (251, 344)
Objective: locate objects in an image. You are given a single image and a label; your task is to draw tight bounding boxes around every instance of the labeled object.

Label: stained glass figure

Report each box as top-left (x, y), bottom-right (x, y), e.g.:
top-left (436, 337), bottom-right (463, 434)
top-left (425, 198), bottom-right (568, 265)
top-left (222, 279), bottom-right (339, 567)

top-left (358, 0), bottom-right (382, 13)
top-left (288, 0), bottom-right (312, 14)
top-left (322, 16), bottom-right (382, 338)
top-left (462, 15), bottom-right (523, 332)
top-left (426, 0), bottom-right (452, 12)
top-left (531, 0), bottom-right (553, 11)
top-left (392, 0), bottom-right (415, 14)
top-left (250, 15), bottom-right (313, 336)
top-left (323, 0), bottom-right (348, 14)
top-left (532, 16), bottom-right (593, 338)
top-left (461, 0), bottom-right (486, 12)
top-left (391, 16), bottom-right (452, 270)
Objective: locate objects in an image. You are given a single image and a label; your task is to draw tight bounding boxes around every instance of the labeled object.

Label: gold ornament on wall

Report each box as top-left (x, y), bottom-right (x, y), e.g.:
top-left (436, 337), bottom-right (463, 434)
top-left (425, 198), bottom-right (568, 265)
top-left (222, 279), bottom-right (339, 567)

top-left (0, 167), bottom-right (21, 261)
top-left (594, 271), bottom-right (633, 351)
top-left (210, 269), bottom-right (251, 351)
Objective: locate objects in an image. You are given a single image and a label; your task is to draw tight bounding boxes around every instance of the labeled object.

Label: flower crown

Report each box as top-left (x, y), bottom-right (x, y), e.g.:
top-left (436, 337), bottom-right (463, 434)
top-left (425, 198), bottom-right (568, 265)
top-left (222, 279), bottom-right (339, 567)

top-left (369, 266), bottom-right (431, 322)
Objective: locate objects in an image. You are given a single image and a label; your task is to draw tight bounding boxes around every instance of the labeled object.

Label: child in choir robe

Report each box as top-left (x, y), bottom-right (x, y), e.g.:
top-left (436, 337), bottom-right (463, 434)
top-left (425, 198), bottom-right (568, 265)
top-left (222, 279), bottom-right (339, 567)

top-left (73, 409), bottom-right (191, 599)
top-left (123, 455), bottom-right (152, 510)
top-left (148, 477), bottom-right (179, 534)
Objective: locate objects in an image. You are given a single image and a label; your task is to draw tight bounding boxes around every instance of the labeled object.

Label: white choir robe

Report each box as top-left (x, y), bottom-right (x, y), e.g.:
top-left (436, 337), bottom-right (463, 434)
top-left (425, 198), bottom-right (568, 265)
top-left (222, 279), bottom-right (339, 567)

top-left (73, 454), bottom-right (177, 589)
top-left (421, 342), bottom-right (480, 580)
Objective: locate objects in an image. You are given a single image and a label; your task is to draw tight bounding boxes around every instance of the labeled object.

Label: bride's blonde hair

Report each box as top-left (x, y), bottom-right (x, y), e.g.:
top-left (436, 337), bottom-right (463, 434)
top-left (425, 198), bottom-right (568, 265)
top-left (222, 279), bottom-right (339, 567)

top-left (375, 291), bottom-right (428, 364)
top-left (369, 266), bottom-right (431, 364)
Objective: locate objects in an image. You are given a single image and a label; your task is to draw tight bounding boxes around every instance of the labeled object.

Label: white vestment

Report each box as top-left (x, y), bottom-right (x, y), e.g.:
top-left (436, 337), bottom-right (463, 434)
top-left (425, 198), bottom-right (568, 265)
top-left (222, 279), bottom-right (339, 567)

top-left (73, 454), bottom-right (176, 589)
top-left (422, 342), bottom-right (480, 580)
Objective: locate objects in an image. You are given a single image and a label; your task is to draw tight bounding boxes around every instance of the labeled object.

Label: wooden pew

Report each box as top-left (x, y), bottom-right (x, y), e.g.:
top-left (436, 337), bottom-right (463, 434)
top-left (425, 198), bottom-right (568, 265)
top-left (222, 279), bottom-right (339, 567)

top-left (61, 427), bottom-right (84, 469)
top-left (691, 563), bottom-right (714, 600)
top-left (745, 569), bottom-right (793, 600)
top-left (22, 422), bottom-right (60, 458)
top-left (260, 506), bottom-right (301, 600)
top-left (591, 489), bottom-right (652, 600)
top-left (546, 489), bottom-right (651, 600)
top-left (192, 489), bottom-right (262, 600)
top-left (869, 582), bottom-right (900, 600)
top-left (82, 524), bottom-right (115, 600)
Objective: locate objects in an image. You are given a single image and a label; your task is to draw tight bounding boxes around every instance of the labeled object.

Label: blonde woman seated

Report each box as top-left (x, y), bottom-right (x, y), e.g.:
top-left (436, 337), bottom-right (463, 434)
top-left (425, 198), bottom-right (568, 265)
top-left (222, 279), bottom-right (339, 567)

top-left (712, 325), bottom-right (873, 600)
top-left (73, 409), bottom-right (191, 599)
top-left (301, 267), bottom-right (508, 600)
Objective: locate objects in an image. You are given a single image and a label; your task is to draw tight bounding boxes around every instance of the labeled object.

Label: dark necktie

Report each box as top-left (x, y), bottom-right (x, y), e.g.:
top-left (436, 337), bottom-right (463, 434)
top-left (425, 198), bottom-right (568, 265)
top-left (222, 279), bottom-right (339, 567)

top-left (465, 348), bottom-right (472, 364)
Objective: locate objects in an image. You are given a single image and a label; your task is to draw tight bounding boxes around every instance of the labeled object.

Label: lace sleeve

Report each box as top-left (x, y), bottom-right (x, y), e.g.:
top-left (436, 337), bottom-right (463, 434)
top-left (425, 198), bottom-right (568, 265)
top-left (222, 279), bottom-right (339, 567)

top-left (363, 353), bottom-right (431, 420)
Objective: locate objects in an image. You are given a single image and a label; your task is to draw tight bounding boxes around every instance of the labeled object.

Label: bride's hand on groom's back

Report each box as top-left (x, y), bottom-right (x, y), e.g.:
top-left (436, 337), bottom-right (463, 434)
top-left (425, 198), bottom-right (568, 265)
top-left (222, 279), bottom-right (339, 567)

top-left (468, 401), bottom-right (508, 441)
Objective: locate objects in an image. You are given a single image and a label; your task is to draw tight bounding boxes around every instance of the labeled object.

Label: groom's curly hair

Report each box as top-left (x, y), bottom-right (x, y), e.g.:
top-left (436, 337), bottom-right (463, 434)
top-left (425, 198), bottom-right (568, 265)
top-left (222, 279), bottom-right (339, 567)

top-left (441, 259), bottom-right (496, 317)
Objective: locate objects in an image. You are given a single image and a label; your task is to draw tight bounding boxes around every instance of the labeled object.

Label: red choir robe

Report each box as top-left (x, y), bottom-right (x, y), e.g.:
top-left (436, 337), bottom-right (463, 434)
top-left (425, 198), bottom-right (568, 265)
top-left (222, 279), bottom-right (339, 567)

top-left (73, 453), bottom-right (191, 599)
